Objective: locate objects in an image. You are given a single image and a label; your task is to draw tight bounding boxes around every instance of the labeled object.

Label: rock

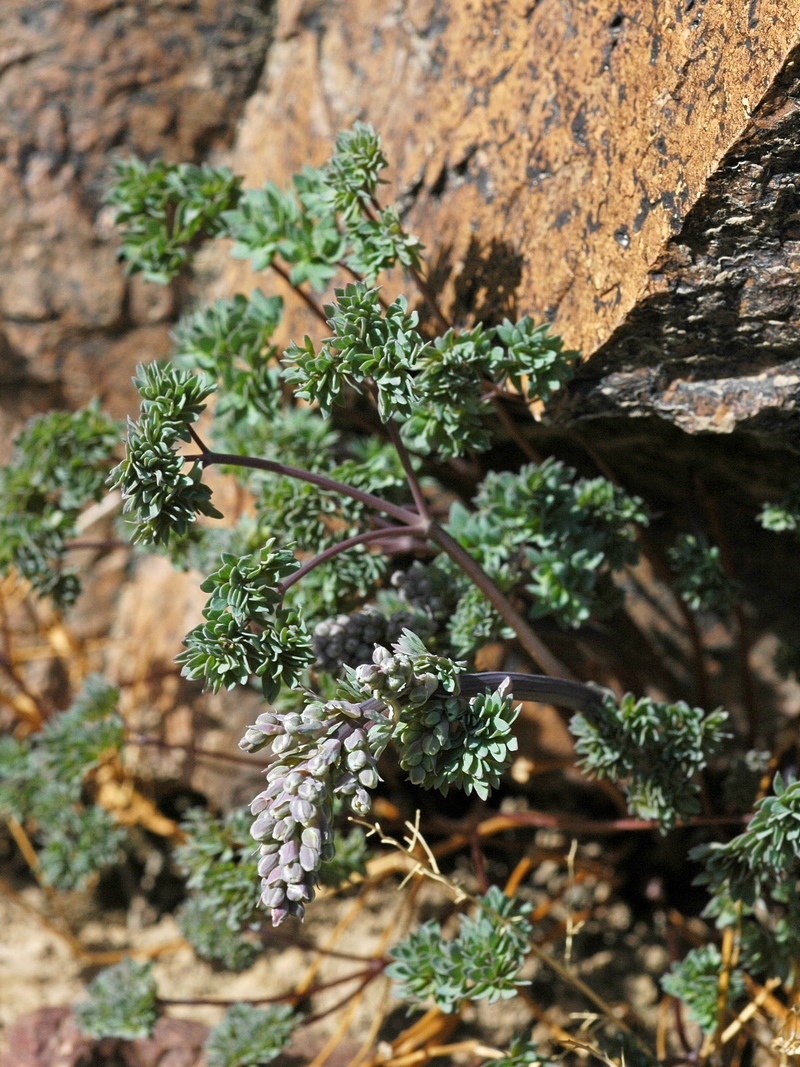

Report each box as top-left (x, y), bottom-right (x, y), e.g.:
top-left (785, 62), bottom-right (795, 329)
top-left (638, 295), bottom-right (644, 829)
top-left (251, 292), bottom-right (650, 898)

top-left (0, 0), bottom-right (275, 456)
top-left (0, 1007), bottom-right (93, 1067)
top-left (221, 0), bottom-right (800, 439)
top-left (120, 1018), bottom-right (207, 1067)
top-left (0, 1009), bottom-right (208, 1067)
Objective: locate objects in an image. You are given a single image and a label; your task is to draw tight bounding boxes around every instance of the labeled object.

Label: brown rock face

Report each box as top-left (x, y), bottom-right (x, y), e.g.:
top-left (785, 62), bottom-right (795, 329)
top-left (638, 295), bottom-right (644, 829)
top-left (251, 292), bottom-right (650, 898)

top-left (0, 0), bottom-right (275, 452)
top-left (226, 0), bottom-right (800, 439)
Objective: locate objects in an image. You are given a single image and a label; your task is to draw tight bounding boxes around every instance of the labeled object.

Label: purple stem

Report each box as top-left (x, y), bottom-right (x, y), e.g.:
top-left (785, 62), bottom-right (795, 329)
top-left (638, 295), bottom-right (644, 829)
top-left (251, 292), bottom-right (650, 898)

top-left (279, 525), bottom-right (425, 593)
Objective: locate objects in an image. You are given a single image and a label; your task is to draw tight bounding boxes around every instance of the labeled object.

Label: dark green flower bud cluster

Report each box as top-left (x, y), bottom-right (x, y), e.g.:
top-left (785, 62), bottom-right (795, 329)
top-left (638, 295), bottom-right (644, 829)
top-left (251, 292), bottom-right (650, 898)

top-left (390, 561), bottom-right (458, 623)
top-left (241, 698), bottom-right (390, 925)
top-left (668, 533), bottom-right (740, 614)
top-left (177, 542), bottom-right (313, 702)
top-left (107, 157), bottom-right (242, 283)
top-left (571, 692), bottom-right (729, 830)
top-left (387, 885), bottom-right (533, 1014)
top-left (0, 403), bottom-right (119, 607)
top-left (110, 362), bottom-right (221, 544)
top-left (311, 606), bottom-right (423, 673)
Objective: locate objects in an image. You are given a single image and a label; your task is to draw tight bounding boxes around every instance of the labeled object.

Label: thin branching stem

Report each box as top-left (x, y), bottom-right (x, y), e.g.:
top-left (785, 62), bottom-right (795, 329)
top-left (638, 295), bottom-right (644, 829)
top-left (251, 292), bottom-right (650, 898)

top-left (125, 734), bottom-right (265, 767)
top-left (187, 439), bottom-right (570, 677)
top-left (188, 446), bottom-right (421, 527)
top-left (280, 525), bottom-right (425, 593)
top-left (270, 258), bottom-right (328, 325)
top-left (696, 478), bottom-right (758, 744)
top-left (427, 522), bottom-right (574, 679)
top-left (158, 964), bottom-right (380, 1008)
top-left (383, 419), bottom-right (430, 523)
top-left (365, 197), bottom-right (451, 332)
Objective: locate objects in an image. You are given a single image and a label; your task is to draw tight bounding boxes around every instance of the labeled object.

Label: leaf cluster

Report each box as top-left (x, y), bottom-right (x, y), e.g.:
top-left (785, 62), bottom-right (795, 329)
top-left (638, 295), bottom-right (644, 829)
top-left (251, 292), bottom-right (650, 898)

top-left (759, 483), bottom-right (800, 534)
top-left (74, 958), bottom-right (158, 1040)
top-left (0, 403), bottom-right (119, 607)
top-left (439, 458), bottom-right (646, 653)
top-left (387, 885), bottom-right (533, 1014)
top-left (173, 290), bottom-right (284, 449)
top-left (205, 1003), bottom-right (297, 1067)
top-left (571, 692), bottom-right (728, 829)
top-left (108, 157), bottom-right (241, 282)
top-left (668, 533), bottom-right (739, 614)
top-left (348, 631), bottom-right (519, 799)
top-left (110, 362), bottom-right (220, 545)
top-left (177, 541), bottom-right (313, 701)
top-left (661, 945), bottom-right (745, 1034)
top-left (694, 772), bottom-right (800, 899)
top-left (174, 807), bottom-right (261, 969)
top-left (0, 676), bottom-right (127, 889)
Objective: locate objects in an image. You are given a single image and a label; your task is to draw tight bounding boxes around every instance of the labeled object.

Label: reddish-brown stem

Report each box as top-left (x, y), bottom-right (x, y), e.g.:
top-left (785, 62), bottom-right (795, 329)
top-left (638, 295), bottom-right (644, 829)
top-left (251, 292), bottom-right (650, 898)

top-left (258, 925), bottom-right (382, 963)
top-left (280, 525), bottom-right (425, 593)
top-left (384, 419), bottom-right (430, 522)
top-left (125, 734), bottom-right (265, 767)
top-left (186, 423), bottom-right (208, 454)
top-left (490, 397), bottom-right (543, 464)
top-left (470, 832), bottom-right (490, 893)
top-left (157, 965), bottom-right (378, 1007)
top-left (187, 435), bottom-right (568, 683)
top-left (270, 259), bottom-right (328, 325)
top-left (300, 970), bottom-right (382, 1026)
top-left (429, 808), bottom-right (749, 838)
top-left (427, 522), bottom-right (574, 679)
top-left (190, 446), bottom-right (421, 528)
top-left (365, 196), bottom-right (451, 332)
top-left (696, 479), bottom-right (758, 745)
top-left (63, 539), bottom-right (130, 551)
top-left (408, 262), bottom-right (451, 332)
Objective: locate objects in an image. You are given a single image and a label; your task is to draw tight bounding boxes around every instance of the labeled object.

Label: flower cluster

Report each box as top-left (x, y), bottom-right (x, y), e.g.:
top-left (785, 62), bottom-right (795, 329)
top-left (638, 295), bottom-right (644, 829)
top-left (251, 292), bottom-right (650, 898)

top-left (311, 606), bottom-right (422, 673)
top-left (240, 697), bottom-right (390, 925)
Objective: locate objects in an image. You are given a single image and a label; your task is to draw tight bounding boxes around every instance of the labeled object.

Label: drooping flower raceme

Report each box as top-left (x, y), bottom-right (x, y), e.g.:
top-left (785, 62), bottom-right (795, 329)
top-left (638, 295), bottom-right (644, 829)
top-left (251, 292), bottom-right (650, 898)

top-left (240, 697), bottom-right (391, 925)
